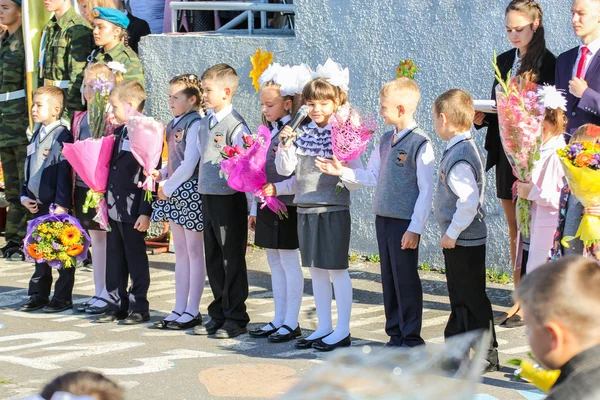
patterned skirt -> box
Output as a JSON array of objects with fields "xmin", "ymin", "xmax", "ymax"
[{"xmin": 151, "ymin": 179, "xmax": 204, "ymax": 232}]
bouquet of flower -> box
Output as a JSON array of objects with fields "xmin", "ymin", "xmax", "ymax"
[
  {"xmin": 330, "ymin": 105, "xmax": 376, "ymax": 193},
  {"xmin": 221, "ymin": 125, "xmax": 288, "ymax": 218},
  {"xmin": 556, "ymin": 131, "xmax": 600, "ymax": 247},
  {"xmin": 24, "ymin": 212, "xmax": 91, "ymax": 269},
  {"xmin": 88, "ymin": 74, "xmax": 114, "ymax": 139},
  {"xmin": 396, "ymin": 59, "xmax": 418, "ymax": 79},
  {"xmin": 508, "ymin": 353, "xmax": 560, "ymax": 393},
  {"xmin": 124, "ymin": 104, "xmax": 165, "ymax": 202},
  {"xmin": 493, "ymin": 53, "xmax": 546, "ymax": 238}
]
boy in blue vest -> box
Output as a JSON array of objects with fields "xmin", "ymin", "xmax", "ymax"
[
  {"xmin": 192, "ymin": 64, "xmax": 251, "ymax": 339},
  {"xmin": 317, "ymin": 78, "xmax": 434, "ymax": 347},
  {"xmin": 432, "ymin": 89, "xmax": 498, "ymax": 372}
]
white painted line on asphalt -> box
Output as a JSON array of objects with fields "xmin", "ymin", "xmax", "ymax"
[
  {"xmin": 422, "ymin": 316, "xmax": 451, "ymax": 328},
  {"xmin": 500, "ymin": 345, "xmax": 531, "ymax": 355},
  {"xmin": 110, "ymin": 323, "xmax": 154, "ymax": 332}
]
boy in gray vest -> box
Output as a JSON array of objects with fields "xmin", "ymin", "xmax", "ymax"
[
  {"xmin": 318, "ymin": 78, "xmax": 434, "ymax": 348},
  {"xmin": 19, "ymin": 86, "xmax": 74, "ymax": 313},
  {"xmin": 193, "ymin": 64, "xmax": 251, "ymax": 339},
  {"xmin": 432, "ymin": 89, "xmax": 498, "ymax": 372}
]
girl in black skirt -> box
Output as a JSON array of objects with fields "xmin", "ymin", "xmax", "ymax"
[
  {"xmin": 248, "ymin": 63, "xmax": 306, "ymax": 343},
  {"xmin": 473, "ymin": 0, "xmax": 555, "ymax": 326}
]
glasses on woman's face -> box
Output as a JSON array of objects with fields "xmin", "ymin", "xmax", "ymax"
[{"xmin": 505, "ymin": 23, "xmax": 533, "ymax": 34}]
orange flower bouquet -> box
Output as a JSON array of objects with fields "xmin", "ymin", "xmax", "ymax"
[{"xmin": 23, "ymin": 212, "xmax": 90, "ymax": 269}]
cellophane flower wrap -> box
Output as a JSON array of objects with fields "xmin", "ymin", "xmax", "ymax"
[
  {"xmin": 508, "ymin": 353, "xmax": 560, "ymax": 393},
  {"xmin": 24, "ymin": 212, "xmax": 91, "ymax": 269},
  {"xmin": 330, "ymin": 105, "xmax": 376, "ymax": 193},
  {"xmin": 88, "ymin": 74, "xmax": 114, "ymax": 139},
  {"xmin": 62, "ymin": 133, "xmax": 116, "ymax": 231},
  {"xmin": 556, "ymin": 136, "xmax": 600, "ymax": 247},
  {"xmin": 124, "ymin": 104, "xmax": 165, "ymax": 203},
  {"xmin": 220, "ymin": 125, "xmax": 288, "ymax": 219},
  {"xmin": 493, "ymin": 56, "xmax": 545, "ymax": 238}
]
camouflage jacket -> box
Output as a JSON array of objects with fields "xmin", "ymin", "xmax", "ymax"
[
  {"xmin": 41, "ymin": 7, "xmax": 93, "ymax": 117},
  {"xmin": 0, "ymin": 26, "xmax": 28, "ymax": 147},
  {"xmin": 91, "ymin": 42, "xmax": 146, "ymax": 88}
]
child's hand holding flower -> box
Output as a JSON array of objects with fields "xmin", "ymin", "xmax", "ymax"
[
  {"xmin": 585, "ymin": 204, "xmax": 600, "ymax": 217},
  {"xmin": 149, "ymin": 169, "xmax": 162, "ymax": 181},
  {"xmin": 315, "ymin": 155, "xmax": 344, "ymax": 177},
  {"xmin": 262, "ymin": 183, "xmax": 277, "ymax": 197},
  {"xmin": 53, "ymin": 206, "xmax": 68, "ymax": 215},
  {"xmin": 516, "ymin": 181, "xmax": 534, "ymax": 199}
]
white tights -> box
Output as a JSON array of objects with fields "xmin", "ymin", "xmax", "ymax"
[
  {"xmin": 88, "ymin": 230, "xmax": 108, "ymax": 308},
  {"xmin": 166, "ymin": 222, "xmax": 207, "ymax": 323},
  {"xmin": 305, "ymin": 267, "xmax": 353, "ymax": 344}
]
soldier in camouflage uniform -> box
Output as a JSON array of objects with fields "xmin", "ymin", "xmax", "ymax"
[
  {"xmin": 0, "ymin": 0, "xmax": 30, "ymax": 260},
  {"xmin": 41, "ymin": 0, "xmax": 93, "ymax": 122},
  {"xmin": 89, "ymin": 7, "xmax": 145, "ymax": 88}
]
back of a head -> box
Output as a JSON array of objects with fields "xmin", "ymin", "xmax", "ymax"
[
  {"xmin": 570, "ymin": 123, "xmax": 600, "ymax": 144},
  {"xmin": 110, "ymin": 80, "xmax": 146, "ymax": 111},
  {"xmin": 35, "ymin": 86, "xmax": 66, "ymax": 116},
  {"xmin": 515, "ymin": 256, "xmax": 600, "ymax": 342},
  {"xmin": 434, "ymin": 89, "xmax": 475, "ymax": 132},
  {"xmin": 86, "ymin": 63, "xmax": 123, "ymax": 85},
  {"xmin": 379, "ymin": 77, "xmax": 421, "ymax": 110},
  {"xmin": 41, "ymin": 370, "xmax": 124, "ymax": 400},
  {"xmin": 201, "ymin": 63, "xmax": 239, "ymax": 96}
]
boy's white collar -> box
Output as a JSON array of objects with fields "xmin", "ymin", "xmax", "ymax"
[
  {"xmin": 445, "ymin": 131, "xmax": 472, "ymax": 150},
  {"xmin": 209, "ymin": 104, "xmax": 233, "ymax": 123}
]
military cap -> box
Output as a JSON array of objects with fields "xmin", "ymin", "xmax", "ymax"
[
  {"xmin": 11, "ymin": 0, "xmax": 22, "ymax": 5},
  {"xmin": 92, "ymin": 7, "xmax": 130, "ymax": 29}
]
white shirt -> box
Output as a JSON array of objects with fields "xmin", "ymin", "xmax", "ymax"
[
  {"xmin": 159, "ymin": 116, "xmax": 201, "ymax": 198},
  {"xmin": 573, "ymin": 37, "xmax": 600, "ymax": 78},
  {"xmin": 207, "ymin": 104, "xmax": 251, "ymax": 148},
  {"xmin": 338, "ymin": 122, "xmax": 435, "ymax": 234},
  {"xmin": 444, "ymin": 132, "xmax": 481, "ymax": 240}
]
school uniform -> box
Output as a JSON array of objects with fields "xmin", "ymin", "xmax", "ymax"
[
  {"xmin": 340, "ymin": 122, "xmax": 434, "ymax": 347},
  {"xmin": 433, "ymin": 132, "xmax": 498, "ymax": 357},
  {"xmin": 20, "ymin": 121, "xmax": 74, "ymax": 309},
  {"xmin": 105, "ymin": 125, "xmax": 155, "ymax": 314},
  {"xmin": 197, "ymin": 105, "xmax": 251, "ymax": 330}
]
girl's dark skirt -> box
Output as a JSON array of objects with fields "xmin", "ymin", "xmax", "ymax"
[
  {"xmin": 297, "ymin": 209, "xmax": 350, "ymax": 270},
  {"xmin": 255, "ymin": 204, "xmax": 299, "ymax": 250}
]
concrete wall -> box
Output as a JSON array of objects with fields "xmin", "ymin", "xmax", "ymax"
[{"xmin": 138, "ymin": 0, "xmax": 575, "ymax": 272}]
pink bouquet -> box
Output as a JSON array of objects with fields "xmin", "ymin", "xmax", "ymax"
[
  {"xmin": 221, "ymin": 125, "xmax": 288, "ymax": 219},
  {"xmin": 124, "ymin": 104, "xmax": 165, "ymax": 202},
  {"xmin": 331, "ymin": 105, "xmax": 376, "ymax": 193},
  {"xmin": 493, "ymin": 54, "xmax": 545, "ymax": 238},
  {"xmin": 63, "ymin": 135, "xmax": 116, "ymax": 230}
]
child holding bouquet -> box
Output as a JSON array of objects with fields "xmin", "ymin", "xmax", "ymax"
[
  {"xmin": 150, "ymin": 74, "xmax": 206, "ymax": 330},
  {"xmin": 19, "ymin": 86, "xmax": 74, "ymax": 313},
  {"xmin": 96, "ymin": 80, "xmax": 156, "ymax": 325},
  {"xmin": 277, "ymin": 59, "xmax": 363, "ymax": 352},
  {"xmin": 73, "ymin": 62, "xmax": 121, "ymax": 315},
  {"xmin": 514, "ymin": 87, "xmax": 567, "ymax": 277},
  {"xmin": 247, "ymin": 63, "xmax": 307, "ymax": 342}
]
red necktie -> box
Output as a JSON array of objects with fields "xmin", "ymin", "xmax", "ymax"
[{"xmin": 576, "ymin": 46, "xmax": 590, "ymax": 79}]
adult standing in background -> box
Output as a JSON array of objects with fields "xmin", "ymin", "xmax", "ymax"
[
  {"xmin": 0, "ymin": 0, "xmax": 30, "ymax": 261},
  {"xmin": 112, "ymin": 0, "xmax": 150, "ymax": 54},
  {"xmin": 41, "ymin": 0, "xmax": 93, "ymax": 122},
  {"xmin": 473, "ymin": 0, "xmax": 555, "ymax": 328},
  {"xmin": 77, "ymin": 0, "xmax": 115, "ymax": 24},
  {"xmin": 556, "ymin": 0, "xmax": 600, "ymax": 135}
]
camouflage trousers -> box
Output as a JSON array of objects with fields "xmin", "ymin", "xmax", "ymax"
[{"xmin": 0, "ymin": 145, "xmax": 30, "ymax": 245}]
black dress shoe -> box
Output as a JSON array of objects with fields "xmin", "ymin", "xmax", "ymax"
[
  {"xmin": 493, "ymin": 311, "xmax": 510, "ymax": 326},
  {"xmin": 312, "ymin": 334, "xmax": 352, "ymax": 352},
  {"xmin": 167, "ymin": 312, "xmax": 203, "ymax": 330},
  {"xmin": 76, "ymin": 296, "xmax": 99, "ymax": 312},
  {"xmin": 0, "ymin": 241, "xmax": 20, "ymax": 257},
  {"xmin": 20, "ymin": 296, "xmax": 50, "ymax": 312},
  {"xmin": 248, "ymin": 322, "xmax": 278, "ymax": 338},
  {"xmin": 96, "ymin": 310, "xmax": 128, "ymax": 323},
  {"xmin": 504, "ymin": 314, "xmax": 524, "ymax": 328},
  {"xmin": 7, "ymin": 249, "xmax": 25, "ymax": 261},
  {"xmin": 295, "ymin": 332, "xmax": 333, "ymax": 349},
  {"xmin": 193, "ymin": 319, "xmax": 223, "ymax": 335},
  {"xmin": 154, "ymin": 311, "xmax": 181, "ymax": 329},
  {"xmin": 43, "ymin": 299, "xmax": 73, "ymax": 313},
  {"xmin": 214, "ymin": 322, "xmax": 248, "ymax": 339},
  {"xmin": 85, "ymin": 303, "xmax": 109, "ymax": 315},
  {"xmin": 268, "ymin": 324, "xmax": 302, "ymax": 343},
  {"xmin": 123, "ymin": 311, "xmax": 150, "ymax": 325}
]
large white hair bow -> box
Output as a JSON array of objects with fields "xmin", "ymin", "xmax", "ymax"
[
  {"xmin": 537, "ymin": 85, "xmax": 567, "ymax": 111},
  {"xmin": 312, "ymin": 58, "xmax": 349, "ymax": 92},
  {"xmin": 259, "ymin": 63, "xmax": 314, "ymax": 97},
  {"xmin": 258, "ymin": 62, "xmax": 283, "ymax": 88}
]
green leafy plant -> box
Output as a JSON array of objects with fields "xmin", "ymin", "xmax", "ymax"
[
  {"xmin": 366, "ymin": 254, "xmax": 380, "ymax": 263},
  {"xmin": 486, "ymin": 268, "xmax": 513, "ymax": 284},
  {"xmin": 349, "ymin": 252, "xmax": 360, "ymax": 262},
  {"xmin": 420, "ymin": 263, "xmax": 432, "ymax": 272}
]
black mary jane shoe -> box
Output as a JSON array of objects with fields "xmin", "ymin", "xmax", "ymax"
[
  {"xmin": 153, "ymin": 311, "xmax": 181, "ymax": 329},
  {"xmin": 248, "ymin": 322, "xmax": 279, "ymax": 338},
  {"xmin": 312, "ymin": 334, "xmax": 352, "ymax": 352},
  {"xmin": 76, "ymin": 296, "xmax": 99, "ymax": 312},
  {"xmin": 166, "ymin": 312, "xmax": 203, "ymax": 330},
  {"xmin": 294, "ymin": 332, "xmax": 333, "ymax": 349},
  {"xmin": 268, "ymin": 324, "xmax": 302, "ymax": 343}
]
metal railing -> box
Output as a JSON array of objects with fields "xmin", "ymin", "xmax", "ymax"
[{"xmin": 169, "ymin": 1, "xmax": 295, "ymax": 35}]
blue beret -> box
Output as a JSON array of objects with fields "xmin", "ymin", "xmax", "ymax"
[
  {"xmin": 92, "ymin": 7, "xmax": 130, "ymax": 29},
  {"xmin": 12, "ymin": 0, "xmax": 22, "ymax": 5}
]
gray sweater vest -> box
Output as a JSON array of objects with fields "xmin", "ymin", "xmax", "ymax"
[
  {"xmin": 167, "ymin": 111, "xmax": 202, "ymax": 179},
  {"xmin": 434, "ymin": 138, "xmax": 487, "ymax": 247},
  {"xmin": 373, "ymin": 127, "xmax": 430, "ymax": 220},
  {"xmin": 27, "ymin": 123, "xmax": 68, "ymax": 200},
  {"xmin": 266, "ymin": 130, "xmax": 294, "ymax": 206},
  {"xmin": 197, "ymin": 109, "xmax": 247, "ymax": 195}
]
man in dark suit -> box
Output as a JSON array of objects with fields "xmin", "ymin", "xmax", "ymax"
[
  {"xmin": 113, "ymin": 0, "xmax": 150, "ymax": 53},
  {"xmin": 556, "ymin": 0, "xmax": 600, "ymax": 136}
]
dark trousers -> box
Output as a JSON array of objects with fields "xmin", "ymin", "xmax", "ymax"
[
  {"xmin": 376, "ymin": 216, "xmax": 424, "ymax": 347},
  {"xmin": 106, "ymin": 218, "xmax": 150, "ymax": 313},
  {"xmin": 202, "ymin": 192, "xmax": 249, "ymax": 327},
  {"xmin": 443, "ymin": 244, "xmax": 498, "ymax": 349},
  {"xmin": 28, "ymin": 204, "xmax": 75, "ymax": 301}
]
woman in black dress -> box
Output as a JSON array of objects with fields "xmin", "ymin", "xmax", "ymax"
[{"xmin": 474, "ymin": 0, "xmax": 556, "ymax": 327}]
